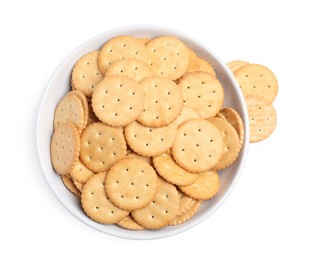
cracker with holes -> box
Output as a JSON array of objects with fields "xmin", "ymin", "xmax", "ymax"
[
  {"xmin": 246, "ymin": 95, "xmax": 277, "ymax": 142},
  {"xmin": 124, "ymin": 121, "xmax": 177, "ymax": 157},
  {"xmin": 146, "ymin": 36, "xmax": 190, "ymax": 80},
  {"xmin": 69, "ymin": 160, "xmax": 94, "ymax": 184},
  {"xmin": 170, "ymin": 199, "xmax": 201, "ymax": 226},
  {"xmin": 172, "ymin": 119, "xmax": 224, "ymax": 173},
  {"xmin": 98, "ymin": 36, "xmax": 149, "ymax": 74},
  {"xmin": 105, "ymin": 59, "xmax": 153, "ymax": 82},
  {"xmin": 131, "ymin": 177, "xmax": 179, "ymax": 229},
  {"xmin": 137, "ymin": 76, "xmax": 183, "ymax": 127},
  {"xmin": 234, "ymin": 64, "xmax": 278, "ymax": 103},
  {"xmin": 227, "ymin": 60, "xmax": 249, "ymax": 73},
  {"xmin": 92, "ymin": 75, "xmax": 144, "ymax": 127},
  {"xmin": 53, "ymin": 91, "xmax": 85, "ymax": 130},
  {"xmin": 220, "ymin": 107, "xmax": 245, "ymax": 148},
  {"xmin": 80, "ymin": 122, "xmax": 126, "ymax": 172},
  {"xmin": 71, "ymin": 51, "xmax": 103, "ymax": 97},
  {"xmin": 105, "ymin": 158, "xmax": 159, "ymax": 211},
  {"xmin": 187, "ymin": 49, "xmax": 216, "ymax": 76},
  {"xmin": 178, "ymin": 72, "xmax": 224, "ymax": 118},
  {"xmin": 153, "ymin": 153, "xmax": 198, "ymax": 186},
  {"xmin": 208, "ymin": 118, "xmax": 241, "ymax": 170},
  {"xmin": 117, "ymin": 215, "xmax": 144, "ymax": 231},
  {"xmin": 179, "ymin": 170, "xmax": 220, "ymax": 200},
  {"xmin": 51, "ymin": 122, "xmax": 80, "ymax": 175},
  {"xmin": 81, "ymin": 172, "xmax": 129, "ymax": 224}
]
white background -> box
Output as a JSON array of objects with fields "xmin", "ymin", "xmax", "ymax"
[{"xmin": 1, "ymin": 0, "xmax": 308, "ymax": 259}]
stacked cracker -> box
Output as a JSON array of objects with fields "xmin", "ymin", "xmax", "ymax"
[
  {"xmin": 51, "ymin": 36, "xmax": 245, "ymax": 230},
  {"xmin": 227, "ymin": 61, "xmax": 278, "ymax": 142}
]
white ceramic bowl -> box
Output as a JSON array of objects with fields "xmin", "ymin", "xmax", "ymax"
[{"xmin": 36, "ymin": 25, "xmax": 249, "ymax": 240}]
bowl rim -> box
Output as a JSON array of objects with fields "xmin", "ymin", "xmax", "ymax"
[{"xmin": 36, "ymin": 24, "xmax": 250, "ymax": 240}]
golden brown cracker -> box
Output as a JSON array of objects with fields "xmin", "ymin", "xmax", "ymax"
[
  {"xmin": 117, "ymin": 215, "xmax": 144, "ymax": 231},
  {"xmin": 179, "ymin": 171, "xmax": 220, "ymax": 200},
  {"xmin": 71, "ymin": 51, "xmax": 103, "ymax": 97},
  {"xmin": 178, "ymin": 72, "xmax": 224, "ymax": 118},
  {"xmin": 92, "ymin": 75, "xmax": 144, "ymax": 127},
  {"xmin": 61, "ymin": 175, "xmax": 81, "ymax": 198},
  {"xmin": 137, "ymin": 76, "xmax": 183, "ymax": 127},
  {"xmin": 175, "ymin": 106, "xmax": 201, "ymax": 127},
  {"xmin": 227, "ymin": 60, "xmax": 249, "ymax": 73},
  {"xmin": 81, "ymin": 172, "xmax": 129, "ymax": 224},
  {"xmin": 172, "ymin": 119, "xmax": 224, "ymax": 173},
  {"xmin": 169, "ymin": 200, "xmax": 201, "ymax": 226},
  {"xmin": 51, "ymin": 122, "xmax": 80, "ymax": 175},
  {"xmin": 69, "ymin": 160, "xmax": 94, "ymax": 184},
  {"xmin": 146, "ymin": 36, "xmax": 189, "ymax": 80},
  {"xmin": 131, "ymin": 178, "xmax": 179, "ymax": 229},
  {"xmin": 234, "ymin": 64, "xmax": 278, "ymax": 103},
  {"xmin": 80, "ymin": 122, "xmax": 126, "ymax": 173},
  {"xmin": 105, "ymin": 158, "xmax": 159, "ymax": 211}
]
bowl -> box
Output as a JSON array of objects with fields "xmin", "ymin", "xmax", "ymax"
[{"xmin": 36, "ymin": 25, "xmax": 249, "ymax": 240}]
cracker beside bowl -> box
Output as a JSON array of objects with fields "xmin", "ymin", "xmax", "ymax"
[{"xmin": 36, "ymin": 25, "xmax": 249, "ymax": 240}]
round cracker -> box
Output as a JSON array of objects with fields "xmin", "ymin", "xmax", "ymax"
[
  {"xmin": 61, "ymin": 175, "xmax": 81, "ymax": 198},
  {"xmin": 187, "ymin": 49, "xmax": 216, "ymax": 76},
  {"xmin": 92, "ymin": 75, "xmax": 144, "ymax": 127},
  {"xmin": 105, "ymin": 59, "xmax": 153, "ymax": 82},
  {"xmin": 98, "ymin": 36, "xmax": 149, "ymax": 74},
  {"xmin": 69, "ymin": 90, "xmax": 89, "ymax": 130},
  {"xmin": 131, "ymin": 177, "xmax": 179, "ymax": 229},
  {"xmin": 105, "ymin": 158, "xmax": 159, "ymax": 211},
  {"xmin": 178, "ymin": 72, "xmax": 224, "ymax": 118},
  {"xmin": 227, "ymin": 60, "xmax": 249, "ymax": 74},
  {"xmin": 53, "ymin": 93, "xmax": 85, "ymax": 130},
  {"xmin": 117, "ymin": 215, "xmax": 144, "ymax": 231},
  {"xmin": 146, "ymin": 36, "xmax": 189, "ymax": 80},
  {"xmin": 175, "ymin": 191, "xmax": 196, "ymax": 217},
  {"xmin": 80, "ymin": 122, "xmax": 126, "ymax": 173},
  {"xmin": 208, "ymin": 118, "xmax": 241, "ymax": 170},
  {"xmin": 179, "ymin": 170, "xmax": 220, "ymax": 200},
  {"xmin": 172, "ymin": 119, "xmax": 224, "ymax": 173},
  {"xmin": 126, "ymin": 152, "xmax": 152, "ymax": 165},
  {"xmin": 234, "ymin": 64, "xmax": 278, "ymax": 103},
  {"xmin": 175, "ymin": 106, "xmax": 201, "ymax": 127},
  {"xmin": 153, "ymin": 153, "xmax": 198, "ymax": 186},
  {"xmin": 69, "ymin": 160, "xmax": 94, "ymax": 184},
  {"xmin": 51, "ymin": 122, "xmax": 80, "ymax": 175},
  {"xmin": 137, "ymin": 76, "xmax": 183, "ymax": 127},
  {"xmin": 73, "ymin": 179, "xmax": 83, "ymax": 192},
  {"xmin": 220, "ymin": 107, "xmax": 245, "ymax": 148},
  {"xmin": 71, "ymin": 51, "xmax": 103, "ymax": 97},
  {"xmin": 169, "ymin": 200, "xmax": 201, "ymax": 226},
  {"xmin": 124, "ymin": 121, "xmax": 177, "ymax": 157},
  {"xmin": 81, "ymin": 172, "xmax": 129, "ymax": 224},
  {"xmin": 245, "ymin": 95, "xmax": 277, "ymax": 142}
]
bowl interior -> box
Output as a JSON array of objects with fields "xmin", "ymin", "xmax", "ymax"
[{"xmin": 36, "ymin": 25, "xmax": 249, "ymax": 240}]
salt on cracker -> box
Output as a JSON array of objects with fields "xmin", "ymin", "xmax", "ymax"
[
  {"xmin": 178, "ymin": 72, "xmax": 224, "ymax": 118},
  {"xmin": 92, "ymin": 75, "xmax": 144, "ymax": 127},
  {"xmin": 105, "ymin": 59, "xmax": 153, "ymax": 82},
  {"xmin": 179, "ymin": 170, "xmax": 220, "ymax": 200},
  {"xmin": 131, "ymin": 177, "xmax": 179, "ymax": 229},
  {"xmin": 53, "ymin": 92, "xmax": 85, "ymax": 130},
  {"xmin": 153, "ymin": 153, "xmax": 198, "ymax": 186},
  {"xmin": 124, "ymin": 121, "xmax": 177, "ymax": 157},
  {"xmin": 81, "ymin": 172, "xmax": 129, "ymax": 224},
  {"xmin": 80, "ymin": 122, "xmax": 126, "ymax": 173},
  {"xmin": 234, "ymin": 64, "xmax": 278, "ymax": 103},
  {"xmin": 105, "ymin": 158, "xmax": 159, "ymax": 211},
  {"xmin": 245, "ymin": 95, "xmax": 277, "ymax": 143},
  {"xmin": 51, "ymin": 122, "xmax": 80, "ymax": 175},
  {"xmin": 98, "ymin": 36, "xmax": 149, "ymax": 74},
  {"xmin": 172, "ymin": 119, "xmax": 224, "ymax": 173},
  {"xmin": 146, "ymin": 36, "xmax": 190, "ymax": 80},
  {"xmin": 137, "ymin": 76, "xmax": 183, "ymax": 127},
  {"xmin": 208, "ymin": 118, "xmax": 241, "ymax": 170},
  {"xmin": 71, "ymin": 51, "xmax": 103, "ymax": 97}
]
